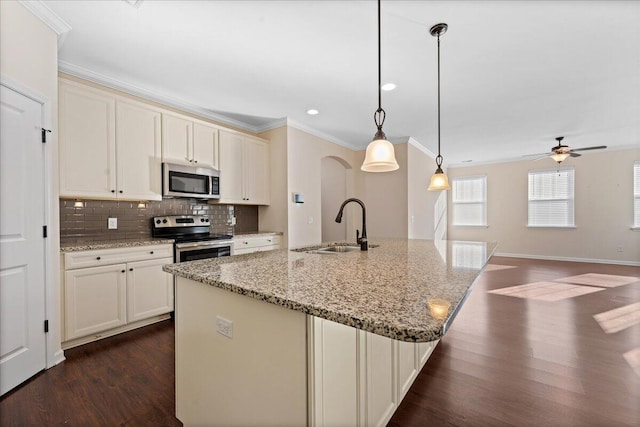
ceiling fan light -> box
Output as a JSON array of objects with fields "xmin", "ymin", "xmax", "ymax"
[
  {"xmin": 551, "ymin": 152, "xmax": 570, "ymax": 163},
  {"xmin": 428, "ymin": 167, "xmax": 450, "ymax": 191},
  {"xmin": 361, "ymin": 135, "xmax": 399, "ymax": 172}
]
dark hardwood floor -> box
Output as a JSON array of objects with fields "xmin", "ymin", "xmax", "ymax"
[{"xmin": 2, "ymin": 257, "xmax": 639, "ymax": 426}]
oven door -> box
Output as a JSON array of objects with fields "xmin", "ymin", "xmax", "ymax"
[{"xmin": 175, "ymin": 241, "xmax": 233, "ymax": 263}]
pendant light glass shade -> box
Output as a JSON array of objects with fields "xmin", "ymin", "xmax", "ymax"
[
  {"xmin": 428, "ymin": 167, "xmax": 450, "ymax": 191},
  {"xmin": 362, "ymin": 131, "xmax": 399, "ymax": 172},
  {"xmin": 361, "ymin": 0, "xmax": 398, "ymax": 173}
]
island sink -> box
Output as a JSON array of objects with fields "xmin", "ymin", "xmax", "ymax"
[{"xmin": 313, "ymin": 245, "xmax": 361, "ymax": 254}]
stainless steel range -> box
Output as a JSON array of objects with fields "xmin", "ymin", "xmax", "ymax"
[{"xmin": 152, "ymin": 215, "xmax": 233, "ymax": 262}]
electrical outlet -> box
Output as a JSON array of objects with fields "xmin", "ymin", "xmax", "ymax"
[
  {"xmin": 108, "ymin": 217, "xmax": 118, "ymax": 229},
  {"xmin": 229, "ymin": 216, "xmax": 237, "ymax": 226},
  {"xmin": 216, "ymin": 316, "xmax": 233, "ymax": 338}
]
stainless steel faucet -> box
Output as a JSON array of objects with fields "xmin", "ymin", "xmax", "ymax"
[{"xmin": 335, "ymin": 198, "xmax": 368, "ymax": 251}]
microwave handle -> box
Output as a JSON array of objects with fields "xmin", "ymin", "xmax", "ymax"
[{"xmin": 209, "ymin": 175, "xmax": 213, "ymax": 196}]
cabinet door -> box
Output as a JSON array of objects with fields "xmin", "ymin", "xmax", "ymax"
[
  {"xmin": 59, "ymin": 80, "xmax": 116, "ymax": 198},
  {"xmin": 116, "ymin": 101, "xmax": 162, "ymax": 200},
  {"xmin": 162, "ymin": 113, "xmax": 193, "ymax": 164},
  {"xmin": 310, "ymin": 318, "xmax": 359, "ymax": 427},
  {"xmin": 396, "ymin": 341, "xmax": 419, "ymax": 401},
  {"xmin": 126, "ymin": 257, "xmax": 174, "ymax": 322},
  {"xmin": 219, "ymin": 130, "xmax": 245, "ymax": 203},
  {"xmin": 65, "ymin": 264, "xmax": 127, "ymax": 340},
  {"xmin": 364, "ymin": 331, "xmax": 397, "ymax": 427},
  {"xmin": 193, "ymin": 122, "xmax": 219, "ymax": 169},
  {"xmin": 243, "ymin": 137, "xmax": 270, "ymax": 205}
]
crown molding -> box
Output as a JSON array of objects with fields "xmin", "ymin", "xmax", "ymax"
[
  {"xmin": 18, "ymin": 1, "xmax": 71, "ymax": 49},
  {"xmin": 403, "ymin": 136, "xmax": 437, "ymax": 159},
  {"xmin": 58, "ymin": 61, "xmax": 260, "ymax": 133},
  {"xmin": 258, "ymin": 118, "xmax": 361, "ymax": 151}
]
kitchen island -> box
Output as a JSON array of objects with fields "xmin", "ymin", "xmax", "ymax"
[{"xmin": 164, "ymin": 239, "xmax": 496, "ymax": 426}]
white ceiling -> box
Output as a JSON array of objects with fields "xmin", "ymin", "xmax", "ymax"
[{"xmin": 45, "ymin": 0, "xmax": 640, "ymax": 165}]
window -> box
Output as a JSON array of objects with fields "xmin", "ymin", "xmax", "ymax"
[
  {"xmin": 451, "ymin": 242, "xmax": 486, "ymax": 269},
  {"xmin": 528, "ymin": 168, "xmax": 574, "ymax": 227},
  {"xmin": 452, "ymin": 176, "xmax": 487, "ymax": 226},
  {"xmin": 634, "ymin": 161, "xmax": 640, "ymax": 228}
]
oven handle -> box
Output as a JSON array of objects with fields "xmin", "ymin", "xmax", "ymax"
[{"xmin": 175, "ymin": 240, "xmax": 233, "ymax": 250}]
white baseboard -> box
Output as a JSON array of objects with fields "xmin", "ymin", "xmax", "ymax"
[
  {"xmin": 495, "ymin": 252, "xmax": 640, "ymax": 267},
  {"xmin": 52, "ymin": 349, "xmax": 66, "ymax": 366}
]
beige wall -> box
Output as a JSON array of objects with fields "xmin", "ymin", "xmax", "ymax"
[
  {"xmin": 258, "ymin": 126, "xmax": 289, "ymax": 245},
  {"xmin": 407, "ymin": 143, "xmax": 442, "ymax": 240},
  {"xmin": 286, "ymin": 127, "xmax": 358, "ymax": 248},
  {"xmin": 321, "ymin": 157, "xmax": 348, "ymax": 242},
  {"xmin": 1, "ymin": 0, "xmax": 63, "ymax": 364},
  {"xmin": 447, "ymin": 148, "xmax": 640, "ymax": 264}
]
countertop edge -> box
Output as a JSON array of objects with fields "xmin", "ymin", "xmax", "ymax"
[
  {"xmin": 61, "ymin": 239, "xmax": 175, "ymax": 252},
  {"xmin": 164, "ymin": 263, "xmax": 445, "ymax": 342}
]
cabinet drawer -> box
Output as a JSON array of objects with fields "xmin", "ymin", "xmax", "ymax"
[
  {"xmin": 64, "ymin": 244, "xmax": 173, "ymax": 270},
  {"xmin": 233, "ymin": 235, "xmax": 280, "ymax": 250}
]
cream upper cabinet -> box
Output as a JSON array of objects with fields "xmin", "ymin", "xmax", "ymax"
[
  {"xmin": 116, "ymin": 100, "xmax": 162, "ymax": 200},
  {"xmin": 59, "ymin": 80, "xmax": 117, "ymax": 199},
  {"xmin": 162, "ymin": 112, "xmax": 219, "ymax": 169},
  {"xmin": 59, "ymin": 79, "xmax": 162, "ymax": 201},
  {"xmin": 193, "ymin": 122, "xmax": 219, "ymax": 169},
  {"xmin": 219, "ymin": 130, "xmax": 270, "ymax": 205}
]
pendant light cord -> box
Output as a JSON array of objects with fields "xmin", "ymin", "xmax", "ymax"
[
  {"xmin": 436, "ymin": 32, "xmax": 443, "ymax": 168},
  {"xmin": 374, "ymin": 0, "xmax": 385, "ymax": 133}
]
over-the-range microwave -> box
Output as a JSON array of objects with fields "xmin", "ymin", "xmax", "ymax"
[{"xmin": 162, "ymin": 162, "xmax": 220, "ymax": 200}]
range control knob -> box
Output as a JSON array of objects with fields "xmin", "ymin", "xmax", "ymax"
[
  {"xmin": 162, "ymin": 219, "xmax": 168, "ymax": 224},
  {"xmin": 155, "ymin": 219, "xmax": 161, "ymax": 224},
  {"xmin": 200, "ymin": 218, "xmax": 205, "ymax": 222},
  {"xmin": 205, "ymin": 218, "xmax": 209, "ymax": 222}
]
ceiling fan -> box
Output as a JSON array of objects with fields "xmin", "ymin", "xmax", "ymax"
[{"xmin": 526, "ymin": 136, "xmax": 607, "ymax": 164}]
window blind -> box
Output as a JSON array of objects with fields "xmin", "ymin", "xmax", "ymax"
[
  {"xmin": 452, "ymin": 176, "xmax": 487, "ymax": 226},
  {"xmin": 634, "ymin": 161, "xmax": 640, "ymax": 227},
  {"xmin": 451, "ymin": 242, "xmax": 486, "ymax": 269},
  {"xmin": 528, "ymin": 168, "xmax": 574, "ymax": 227}
]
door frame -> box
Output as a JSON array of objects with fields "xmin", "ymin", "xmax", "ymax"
[{"xmin": 1, "ymin": 74, "xmax": 65, "ymax": 368}]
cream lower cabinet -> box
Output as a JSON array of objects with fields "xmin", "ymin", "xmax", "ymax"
[
  {"xmin": 233, "ymin": 235, "xmax": 281, "ymax": 255},
  {"xmin": 62, "ymin": 245, "xmax": 174, "ymax": 348},
  {"xmin": 309, "ymin": 317, "xmax": 438, "ymax": 427}
]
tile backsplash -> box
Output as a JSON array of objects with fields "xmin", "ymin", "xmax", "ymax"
[{"xmin": 60, "ymin": 199, "xmax": 258, "ymax": 244}]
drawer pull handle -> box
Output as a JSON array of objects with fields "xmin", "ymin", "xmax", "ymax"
[
  {"xmin": 150, "ymin": 251, "xmax": 154, "ymax": 254},
  {"xmin": 129, "ymin": 268, "xmax": 134, "ymax": 271},
  {"xmin": 267, "ymin": 239, "xmax": 272, "ymax": 242},
  {"xmin": 96, "ymin": 256, "xmax": 101, "ymax": 260},
  {"xmin": 121, "ymin": 270, "xmax": 125, "ymax": 273}
]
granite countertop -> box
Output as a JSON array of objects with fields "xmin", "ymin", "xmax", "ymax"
[
  {"xmin": 60, "ymin": 238, "xmax": 175, "ymax": 252},
  {"xmin": 163, "ymin": 239, "xmax": 497, "ymax": 342}
]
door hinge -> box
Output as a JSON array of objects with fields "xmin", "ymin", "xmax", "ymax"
[
  {"xmin": 44, "ymin": 320, "xmax": 49, "ymax": 333},
  {"xmin": 41, "ymin": 128, "xmax": 51, "ymax": 143},
  {"xmin": 43, "ymin": 225, "xmax": 48, "ymax": 238}
]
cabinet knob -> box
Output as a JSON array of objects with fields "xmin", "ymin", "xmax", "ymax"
[
  {"xmin": 111, "ymin": 190, "xmax": 115, "ymax": 193},
  {"xmin": 150, "ymin": 251, "xmax": 154, "ymax": 254},
  {"xmin": 129, "ymin": 268, "xmax": 133, "ymax": 271},
  {"xmin": 267, "ymin": 239, "xmax": 272, "ymax": 243},
  {"xmin": 194, "ymin": 160, "xmax": 198, "ymax": 163},
  {"xmin": 119, "ymin": 190, "xmax": 123, "ymax": 194},
  {"xmin": 121, "ymin": 270, "xmax": 125, "ymax": 273},
  {"xmin": 96, "ymin": 256, "xmax": 101, "ymax": 260},
  {"xmin": 243, "ymin": 241, "xmax": 248, "ymax": 245}
]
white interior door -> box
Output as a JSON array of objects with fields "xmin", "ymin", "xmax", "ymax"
[{"xmin": 0, "ymin": 85, "xmax": 47, "ymax": 396}]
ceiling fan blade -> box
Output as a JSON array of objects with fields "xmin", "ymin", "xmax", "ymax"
[
  {"xmin": 533, "ymin": 155, "xmax": 550, "ymax": 161},
  {"xmin": 570, "ymin": 145, "xmax": 607, "ymax": 152},
  {"xmin": 523, "ymin": 152, "xmax": 550, "ymax": 158},
  {"xmin": 569, "ymin": 152, "xmax": 582, "ymax": 157}
]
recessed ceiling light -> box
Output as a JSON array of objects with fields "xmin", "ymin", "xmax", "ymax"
[
  {"xmin": 306, "ymin": 109, "xmax": 319, "ymax": 115},
  {"xmin": 381, "ymin": 83, "xmax": 396, "ymax": 91}
]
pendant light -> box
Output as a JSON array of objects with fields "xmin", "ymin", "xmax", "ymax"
[
  {"xmin": 361, "ymin": 0, "xmax": 399, "ymax": 173},
  {"xmin": 428, "ymin": 23, "xmax": 451, "ymax": 191}
]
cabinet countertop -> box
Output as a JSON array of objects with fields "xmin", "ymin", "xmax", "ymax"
[
  {"xmin": 163, "ymin": 239, "xmax": 497, "ymax": 342},
  {"xmin": 232, "ymin": 231, "xmax": 282, "ymax": 239},
  {"xmin": 60, "ymin": 238, "xmax": 175, "ymax": 253}
]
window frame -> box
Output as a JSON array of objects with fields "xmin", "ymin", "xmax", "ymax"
[
  {"xmin": 527, "ymin": 167, "xmax": 575, "ymax": 228},
  {"xmin": 451, "ymin": 175, "xmax": 488, "ymax": 227},
  {"xmin": 633, "ymin": 161, "xmax": 640, "ymax": 230}
]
